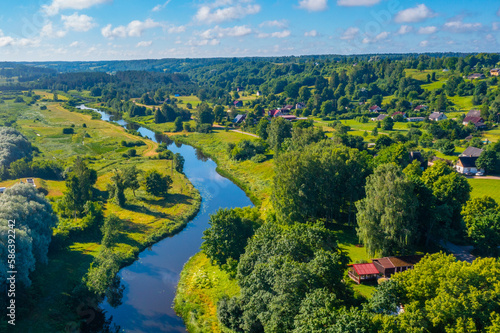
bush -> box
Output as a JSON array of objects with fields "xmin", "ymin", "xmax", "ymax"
[
  {"xmin": 228, "ymin": 139, "xmax": 267, "ymax": 161},
  {"xmin": 62, "ymin": 128, "xmax": 74, "ymax": 134},
  {"xmin": 127, "ymin": 149, "xmax": 137, "ymax": 157},
  {"xmin": 40, "ymin": 105, "xmax": 47, "ymax": 110},
  {"xmin": 183, "ymin": 123, "xmax": 192, "ymax": 132},
  {"xmin": 251, "ymin": 154, "xmax": 267, "ymax": 163}
]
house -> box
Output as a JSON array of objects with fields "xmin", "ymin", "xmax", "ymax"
[
  {"xmin": 256, "ymin": 91, "xmax": 262, "ymax": 96},
  {"xmin": 278, "ymin": 115, "xmax": 297, "ymax": 121},
  {"xmin": 414, "ymin": 105, "xmax": 428, "ymax": 112},
  {"xmin": 456, "ymin": 156, "xmax": 484, "ymax": 175},
  {"xmin": 372, "ymin": 255, "xmax": 423, "ymax": 278},
  {"xmin": 282, "ymin": 105, "xmax": 294, "ymax": 114},
  {"xmin": 392, "ymin": 111, "xmax": 407, "ymax": 119},
  {"xmin": 407, "ymin": 117, "xmax": 425, "ymax": 122},
  {"xmin": 491, "ymin": 68, "xmax": 500, "ymax": 77},
  {"xmin": 468, "ymin": 73, "xmax": 485, "ymax": 80},
  {"xmin": 461, "ymin": 146, "xmax": 483, "ymax": 158},
  {"xmin": 369, "ymin": 105, "xmax": 382, "ymax": 112},
  {"xmin": 233, "ymin": 100, "xmax": 243, "ymax": 107},
  {"xmin": 429, "ymin": 112, "xmax": 447, "ymax": 121},
  {"xmin": 463, "ymin": 116, "xmax": 486, "ymax": 129},
  {"xmin": 409, "ymin": 151, "xmax": 427, "ymax": 169},
  {"xmin": 268, "ymin": 109, "xmax": 282, "ymax": 117},
  {"xmin": 26, "ymin": 178, "xmax": 36, "ymax": 187},
  {"xmin": 295, "ymin": 102, "xmax": 306, "ymax": 109},
  {"xmin": 372, "ymin": 114, "xmax": 388, "ymax": 121},
  {"xmin": 233, "ymin": 114, "xmax": 246, "ymax": 124},
  {"xmin": 348, "ymin": 263, "xmax": 380, "ymax": 284}
]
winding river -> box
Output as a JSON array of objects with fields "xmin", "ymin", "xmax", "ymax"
[{"xmin": 79, "ymin": 105, "xmax": 253, "ymax": 332}]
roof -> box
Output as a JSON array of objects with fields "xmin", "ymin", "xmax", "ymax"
[
  {"xmin": 463, "ymin": 116, "xmax": 484, "ymax": 125},
  {"xmin": 467, "ymin": 110, "xmax": 481, "ymax": 118},
  {"xmin": 352, "ymin": 263, "xmax": 379, "ymax": 276},
  {"xmin": 388, "ymin": 255, "xmax": 423, "ymax": 268},
  {"xmin": 393, "ymin": 111, "xmax": 406, "ymax": 116},
  {"xmin": 414, "ymin": 105, "xmax": 427, "ymax": 110},
  {"xmin": 279, "ymin": 115, "xmax": 297, "ymax": 120},
  {"xmin": 369, "ymin": 105, "xmax": 380, "ymax": 110},
  {"xmin": 462, "ymin": 146, "xmax": 483, "ymax": 157},
  {"xmin": 373, "ymin": 257, "xmax": 395, "ymax": 269},
  {"xmin": 458, "ymin": 156, "xmax": 478, "ymax": 168},
  {"xmin": 468, "ymin": 73, "xmax": 485, "ymax": 79},
  {"xmin": 429, "ymin": 112, "xmax": 446, "ymax": 120},
  {"xmin": 233, "ymin": 114, "xmax": 246, "ymax": 123},
  {"xmin": 376, "ymin": 114, "xmax": 388, "ymax": 121}
]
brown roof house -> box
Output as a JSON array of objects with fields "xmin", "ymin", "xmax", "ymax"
[
  {"xmin": 463, "ymin": 116, "xmax": 486, "ymax": 129},
  {"xmin": 491, "ymin": 68, "xmax": 500, "ymax": 77},
  {"xmin": 372, "ymin": 255, "xmax": 423, "ymax": 278},
  {"xmin": 468, "ymin": 73, "xmax": 485, "ymax": 80},
  {"xmin": 429, "ymin": 112, "xmax": 447, "ymax": 121}
]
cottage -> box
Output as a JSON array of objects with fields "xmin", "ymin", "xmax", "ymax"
[
  {"xmin": 491, "ymin": 68, "xmax": 500, "ymax": 77},
  {"xmin": 268, "ymin": 109, "xmax": 282, "ymax": 117},
  {"xmin": 369, "ymin": 105, "xmax": 382, "ymax": 113},
  {"xmin": 372, "ymin": 255, "xmax": 423, "ymax": 278},
  {"xmin": 463, "ymin": 116, "xmax": 486, "ymax": 129},
  {"xmin": 456, "ymin": 156, "xmax": 484, "ymax": 174},
  {"xmin": 281, "ymin": 105, "xmax": 294, "ymax": 114},
  {"xmin": 233, "ymin": 114, "xmax": 246, "ymax": 124},
  {"xmin": 467, "ymin": 73, "xmax": 485, "ymax": 80},
  {"xmin": 295, "ymin": 102, "xmax": 306, "ymax": 110},
  {"xmin": 461, "ymin": 146, "xmax": 483, "ymax": 157},
  {"xmin": 372, "ymin": 114, "xmax": 388, "ymax": 121},
  {"xmin": 256, "ymin": 91, "xmax": 262, "ymax": 96},
  {"xmin": 348, "ymin": 263, "xmax": 380, "ymax": 284},
  {"xmin": 407, "ymin": 117, "xmax": 425, "ymax": 122},
  {"xmin": 392, "ymin": 111, "xmax": 407, "ymax": 119},
  {"xmin": 429, "ymin": 112, "xmax": 447, "ymax": 121},
  {"xmin": 413, "ymin": 105, "xmax": 428, "ymax": 112},
  {"xmin": 233, "ymin": 100, "xmax": 243, "ymax": 107}
]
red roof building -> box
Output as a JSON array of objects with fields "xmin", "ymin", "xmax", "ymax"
[{"xmin": 348, "ymin": 263, "xmax": 380, "ymax": 284}]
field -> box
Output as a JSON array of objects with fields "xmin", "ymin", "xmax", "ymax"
[
  {"xmin": 468, "ymin": 178, "xmax": 500, "ymax": 202},
  {"xmin": 0, "ymin": 98, "xmax": 202, "ymax": 331}
]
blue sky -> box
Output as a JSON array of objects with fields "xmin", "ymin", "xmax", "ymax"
[{"xmin": 0, "ymin": 0, "xmax": 499, "ymax": 61}]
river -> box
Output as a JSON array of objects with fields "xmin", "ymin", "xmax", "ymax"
[{"xmin": 78, "ymin": 105, "xmax": 253, "ymax": 332}]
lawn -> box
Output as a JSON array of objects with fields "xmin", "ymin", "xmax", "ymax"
[
  {"xmin": 468, "ymin": 178, "xmax": 500, "ymax": 203},
  {"xmin": 174, "ymin": 252, "xmax": 240, "ymax": 333}
]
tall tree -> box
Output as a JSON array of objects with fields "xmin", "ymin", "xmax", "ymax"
[
  {"xmin": 356, "ymin": 163, "xmax": 419, "ymax": 256},
  {"xmin": 144, "ymin": 170, "xmax": 172, "ymax": 197},
  {"xmin": 63, "ymin": 157, "xmax": 97, "ymax": 216},
  {"xmin": 267, "ymin": 117, "xmax": 292, "ymax": 153}
]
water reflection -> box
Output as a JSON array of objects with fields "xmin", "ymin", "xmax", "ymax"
[{"xmin": 195, "ymin": 148, "xmax": 208, "ymax": 162}]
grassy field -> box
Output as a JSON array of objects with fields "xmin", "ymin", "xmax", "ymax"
[
  {"xmin": 468, "ymin": 178, "xmax": 500, "ymax": 203},
  {"xmin": 0, "ymin": 99, "xmax": 202, "ymax": 331},
  {"xmin": 174, "ymin": 252, "xmax": 240, "ymax": 333}
]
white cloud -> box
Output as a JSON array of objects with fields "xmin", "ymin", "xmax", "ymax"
[
  {"xmin": 136, "ymin": 41, "xmax": 153, "ymax": 47},
  {"xmin": 199, "ymin": 25, "xmax": 252, "ymax": 39},
  {"xmin": 258, "ymin": 30, "xmax": 291, "ymax": 38},
  {"xmin": 69, "ymin": 41, "xmax": 80, "ymax": 47},
  {"xmin": 397, "ymin": 25, "xmax": 413, "ymax": 34},
  {"xmin": 61, "ymin": 13, "xmax": 97, "ymax": 32},
  {"xmin": 444, "ymin": 20, "xmax": 482, "ymax": 33},
  {"xmin": 340, "ymin": 27, "xmax": 359, "ymax": 40},
  {"xmin": 418, "ymin": 26, "xmax": 437, "ymax": 34},
  {"xmin": 0, "ymin": 33, "xmax": 39, "ymax": 48},
  {"xmin": 186, "ymin": 38, "xmax": 220, "ymax": 46},
  {"xmin": 102, "ymin": 19, "xmax": 162, "ymax": 39},
  {"xmin": 43, "ymin": 0, "xmax": 112, "ymax": 16},
  {"xmin": 298, "ymin": 0, "xmax": 328, "ymax": 12},
  {"xmin": 152, "ymin": 0, "xmax": 172, "ymax": 12},
  {"xmin": 0, "ymin": 36, "xmax": 15, "ymax": 48},
  {"xmin": 194, "ymin": 1, "xmax": 261, "ymax": 24},
  {"xmin": 167, "ymin": 25, "xmax": 186, "ymax": 34},
  {"xmin": 362, "ymin": 31, "xmax": 390, "ymax": 43},
  {"xmin": 493, "ymin": 22, "xmax": 500, "ymax": 31},
  {"xmin": 304, "ymin": 30, "xmax": 318, "ymax": 37},
  {"xmin": 419, "ymin": 40, "xmax": 429, "ymax": 47},
  {"xmin": 260, "ymin": 20, "xmax": 288, "ymax": 29},
  {"xmin": 40, "ymin": 22, "xmax": 67, "ymax": 38},
  {"xmin": 395, "ymin": 4, "xmax": 436, "ymax": 23},
  {"xmin": 337, "ymin": 0, "xmax": 380, "ymax": 6}
]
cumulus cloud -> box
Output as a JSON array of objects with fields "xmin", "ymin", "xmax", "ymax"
[
  {"xmin": 167, "ymin": 25, "xmax": 186, "ymax": 34},
  {"xmin": 418, "ymin": 26, "xmax": 437, "ymax": 34},
  {"xmin": 444, "ymin": 19, "xmax": 482, "ymax": 33},
  {"xmin": 101, "ymin": 19, "xmax": 162, "ymax": 39},
  {"xmin": 40, "ymin": 22, "xmax": 67, "ymax": 38},
  {"xmin": 362, "ymin": 31, "xmax": 390, "ymax": 44},
  {"xmin": 397, "ymin": 25, "xmax": 413, "ymax": 34},
  {"xmin": 337, "ymin": 0, "xmax": 380, "ymax": 6},
  {"xmin": 194, "ymin": 0, "xmax": 261, "ymax": 24},
  {"xmin": 69, "ymin": 41, "xmax": 80, "ymax": 47},
  {"xmin": 340, "ymin": 27, "xmax": 359, "ymax": 40},
  {"xmin": 199, "ymin": 25, "xmax": 252, "ymax": 39},
  {"xmin": 260, "ymin": 20, "xmax": 288, "ymax": 29},
  {"xmin": 258, "ymin": 30, "xmax": 291, "ymax": 38},
  {"xmin": 186, "ymin": 38, "xmax": 220, "ymax": 46},
  {"xmin": 304, "ymin": 30, "xmax": 318, "ymax": 37},
  {"xmin": 61, "ymin": 13, "xmax": 97, "ymax": 32},
  {"xmin": 298, "ymin": 0, "xmax": 328, "ymax": 12},
  {"xmin": 136, "ymin": 41, "xmax": 153, "ymax": 47},
  {"xmin": 0, "ymin": 31, "xmax": 39, "ymax": 48},
  {"xmin": 395, "ymin": 4, "xmax": 436, "ymax": 23},
  {"xmin": 420, "ymin": 40, "xmax": 429, "ymax": 47},
  {"xmin": 43, "ymin": 0, "xmax": 112, "ymax": 16}
]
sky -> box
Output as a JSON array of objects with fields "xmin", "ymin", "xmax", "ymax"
[{"xmin": 0, "ymin": 0, "xmax": 499, "ymax": 61}]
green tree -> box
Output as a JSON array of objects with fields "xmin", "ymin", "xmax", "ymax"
[
  {"xmin": 63, "ymin": 157, "xmax": 97, "ymax": 216},
  {"xmin": 284, "ymin": 82, "xmax": 300, "ymax": 98},
  {"xmin": 381, "ymin": 116, "xmax": 394, "ymax": 130},
  {"xmin": 374, "ymin": 143, "xmax": 410, "ymax": 168},
  {"xmin": 101, "ymin": 214, "xmax": 122, "ymax": 248},
  {"xmin": 174, "ymin": 116, "xmax": 183, "ymax": 132},
  {"xmin": 356, "ymin": 163, "xmax": 419, "ymax": 256},
  {"xmin": 123, "ymin": 165, "xmax": 140, "ymax": 196},
  {"xmin": 108, "ymin": 169, "xmax": 126, "ymax": 207},
  {"xmin": 213, "ymin": 105, "xmax": 226, "ymax": 123},
  {"xmin": 196, "ymin": 103, "xmax": 214, "ymax": 126},
  {"xmin": 476, "ymin": 149, "xmax": 499, "ymax": 174},
  {"xmin": 174, "ymin": 153, "xmax": 185, "ymax": 173},
  {"xmin": 256, "ymin": 118, "xmax": 269, "ymax": 140},
  {"xmin": 434, "ymin": 139, "xmax": 455, "ymax": 155},
  {"xmin": 298, "ymin": 86, "xmax": 311, "ymax": 102},
  {"xmin": 267, "ymin": 117, "xmax": 292, "ymax": 153},
  {"xmin": 462, "ymin": 197, "xmax": 500, "ymax": 256},
  {"xmin": 144, "ymin": 170, "xmax": 172, "ymax": 197}
]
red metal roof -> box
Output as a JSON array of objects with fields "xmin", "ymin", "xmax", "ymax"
[{"xmin": 352, "ymin": 263, "xmax": 379, "ymax": 275}]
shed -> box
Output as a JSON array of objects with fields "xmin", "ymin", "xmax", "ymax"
[{"xmin": 348, "ymin": 263, "xmax": 380, "ymax": 284}]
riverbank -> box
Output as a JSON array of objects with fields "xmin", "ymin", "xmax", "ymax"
[{"xmin": 5, "ymin": 100, "xmax": 203, "ymax": 332}]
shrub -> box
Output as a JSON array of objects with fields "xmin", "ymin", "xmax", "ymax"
[
  {"xmin": 62, "ymin": 128, "xmax": 74, "ymax": 134},
  {"xmin": 251, "ymin": 154, "xmax": 267, "ymax": 163}
]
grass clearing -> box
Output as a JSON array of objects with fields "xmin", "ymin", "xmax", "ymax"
[{"xmin": 468, "ymin": 178, "xmax": 500, "ymax": 203}]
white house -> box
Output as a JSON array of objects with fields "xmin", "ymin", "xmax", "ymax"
[
  {"xmin": 429, "ymin": 112, "xmax": 447, "ymax": 121},
  {"xmin": 455, "ymin": 157, "xmax": 484, "ymax": 175}
]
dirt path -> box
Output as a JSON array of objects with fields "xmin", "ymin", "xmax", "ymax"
[
  {"xmin": 440, "ymin": 240, "xmax": 476, "ymax": 263},
  {"xmin": 212, "ymin": 125, "xmax": 260, "ymax": 138}
]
